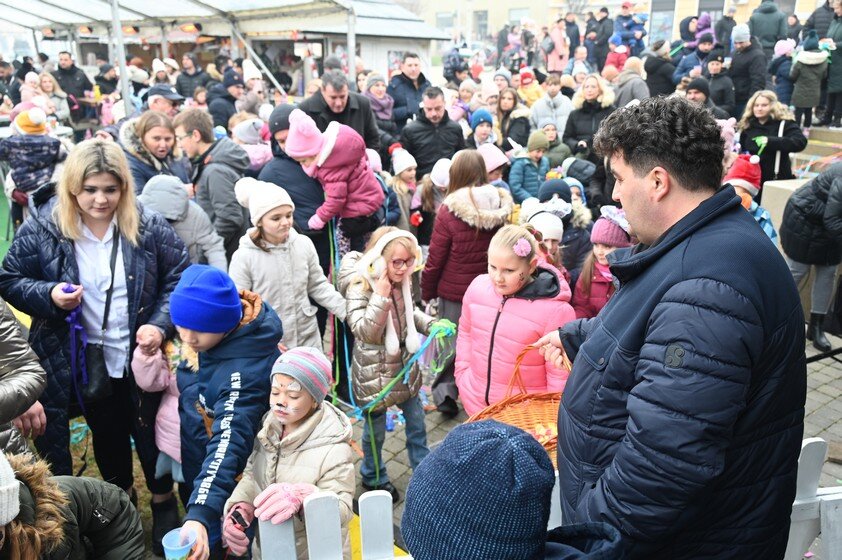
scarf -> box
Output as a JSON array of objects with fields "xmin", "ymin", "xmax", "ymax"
[
  {"xmin": 364, "ymin": 91, "xmax": 395, "ymax": 121},
  {"xmin": 595, "ymin": 260, "xmax": 614, "ymax": 282}
]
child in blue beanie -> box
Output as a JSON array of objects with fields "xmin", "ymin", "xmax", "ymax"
[
  {"xmin": 171, "ymin": 264, "xmax": 283, "ymax": 559},
  {"xmin": 401, "ymin": 420, "xmax": 623, "ymax": 560}
]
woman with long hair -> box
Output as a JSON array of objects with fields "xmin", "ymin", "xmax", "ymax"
[
  {"xmin": 38, "ymin": 72, "xmax": 70, "ymax": 124},
  {"xmin": 421, "ymin": 150, "xmax": 514, "ymax": 417},
  {"xmin": 120, "ymin": 110, "xmax": 191, "ymax": 193},
  {"xmin": 563, "ymin": 74, "xmax": 615, "ymax": 164},
  {"xmin": 0, "ymin": 139, "xmax": 189, "ymax": 556},
  {"xmin": 738, "ymin": 90, "xmax": 806, "ymax": 188},
  {"xmin": 495, "ymin": 87, "xmax": 531, "ymax": 152}
]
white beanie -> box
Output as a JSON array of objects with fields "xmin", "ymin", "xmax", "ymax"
[
  {"xmin": 0, "ymin": 453, "xmax": 19, "ymax": 526},
  {"xmin": 235, "ymin": 177, "xmax": 295, "ymax": 226},
  {"xmin": 430, "ymin": 158, "xmax": 452, "ymax": 188},
  {"xmin": 392, "ymin": 149, "xmax": 417, "ymax": 176},
  {"xmin": 152, "ymin": 58, "xmax": 167, "ymax": 75},
  {"xmin": 232, "ymin": 118, "xmax": 264, "ymax": 145},
  {"xmin": 163, "ymin": 57, "xmax": 180, "ymax": 71},
  {"xmin": 528, "ymin": 210, "xmax": 564, "ymax": 241},
  {"xmin": 243, "ymin": 59, "xmax": 262, "ymax": 82},
  {"xmin": 366, "ymin": 148, "xmax": 383, "ymax": 173}
]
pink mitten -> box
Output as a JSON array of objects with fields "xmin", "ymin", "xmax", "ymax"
[
  {"xmin": 222, "ymin": 503, "xmax": 254, "ymax": 555},
  {"xmin": 253, "ymin": 483, "xmax": 302, "ymax": 524},
  {"xmin": 291, "ymin": 483, "xmax": 318, "ymax": 501},
  {"xmin": 308, "ymin": 214, "xmax": 326, "ymax": 230}
]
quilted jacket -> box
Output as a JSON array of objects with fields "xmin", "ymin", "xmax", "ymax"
[
  {"xmin": 0, "ymin": 296, "xmax": 46, "ymax": 454},
  {"xmin": 339, "ymin": 252, "xmax": 434, "ymax": 412},
  {"xmin": 421, "ymin": 185, "xmax": 514, "ymax": 302},
  {"xmin": 225, "ymin": 401, "xmax": 354, "ymax": 559},
  {"xmin": 312, "ymin": 122, "xmax": 385, "ymax": 222},
  {"xmin": 780, "ymin": 162, "xmax": 842, "ymax": 266},
  {"xmin": 557, "ymin": 187, "xmax": 805, "ymax": 558},
  {"xmin": 0, "ymin": 185, "xmax": 189, "ymax": 474},
  {"xmin": 455, "ymin": 265, "xmax": 575, "ymax": 416},
  {"xmin": 509, "ymin": 154, "xmax": 550, "ymax": 203}
]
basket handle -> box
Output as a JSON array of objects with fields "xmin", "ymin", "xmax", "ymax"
[{"xmin": 505, "ymin": 342, "xmax": 574, "ymax": 398}]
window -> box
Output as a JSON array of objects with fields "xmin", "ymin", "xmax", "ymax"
[
  {"xmin": 509, "ymin": 8, "xmax": 529, "ymax": 25},
  {"xmin": 436, "ymin": 11, "xmax": 455, "ymax": 31},
  {"xmin": 474, "ymin": 10, "xmax": 488, "ymax": 41}
]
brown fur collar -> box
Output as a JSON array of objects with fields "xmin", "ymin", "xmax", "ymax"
[
  {"xmin": 238, "ymin": 290, "xmax": 263, "ymax": 327},
  {"xmin": 444, "ymin": 186, "xmax": 514, "ymax": 230},
  {"xmin": 5, "ymin": 453, "xmax": 67, "ymax": 555}
]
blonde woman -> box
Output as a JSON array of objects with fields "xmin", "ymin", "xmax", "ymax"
[
  {"xmin": 738, "ymin": 89, "xmax": 807, "ymax": 186},
  {"xmin": 563, "ymin": 73, "xmax": 615, "ymax": 164},
  {"xmin": 39, "ymin": 72, "xmax": 70, "ymax": 123},
  {"xmin": 0, "ymin": 139, "xmax": 189, "ymax": 556}
]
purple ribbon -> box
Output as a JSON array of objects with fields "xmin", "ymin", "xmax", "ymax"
[{"xmin": 63, "ymin": 283, "xmax": 88, "ymax": 410}]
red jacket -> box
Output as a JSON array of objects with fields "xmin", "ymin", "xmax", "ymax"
[
  {"xmin": 605, "ymin": 48, "xmax": 629, "ymax": 71},
  {"xmin": 571, "ymin": 264, "xmax": 615, "ymax": 319},
  {"xmin": 314, "ymin": 122, "xmax": 385, "ymax": 221},
  {"xmin": 421, "ymin": 185, "xmax": 514, "ymax": 302}
]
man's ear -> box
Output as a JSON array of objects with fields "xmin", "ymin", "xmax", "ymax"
[{"xmin": 650, "ymin": 166, "xmax": 671, "ymax": 202}]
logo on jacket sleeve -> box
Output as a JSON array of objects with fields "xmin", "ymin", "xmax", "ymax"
[{"xmin": 664, "ymin": 343, "xmax": 686, "ymax": 368}]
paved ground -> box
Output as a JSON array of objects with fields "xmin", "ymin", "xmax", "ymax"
[{"xmin": 343, "ymin": 335, "xmax": 842, "ymax": 556}]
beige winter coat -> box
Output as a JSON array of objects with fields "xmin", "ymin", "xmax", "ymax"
[
  {"xmin": 226, "ymin": 401, "xmax": 355, "ymax": 560},
  {"xmin": 229, "ymin": 228, "xmax": 346, "ymax": 350},
  {"xmin": 338, "ymin": 252, "xmax": 434, "ymax": 412}
]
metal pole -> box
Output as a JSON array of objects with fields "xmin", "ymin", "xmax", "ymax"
[
  {"xmin": 160, "ymin": 25, "xmax": 169, "ymax": 59},
  {"xmin": 31, "ymin": 29, "xmax": 40, "ymax": 58},
  {"xmin": 229, "ymin": 23, "xmax": 240, "ymax": 59},
  {"xmin": 346, "ymin": 8, "xmax": 356, "ymax": 86},
  {"xmin": 107, "ymin": 27, "xmax": 114, "ymax": 64},
  {"xmin": 230, "ymin": 26, "xmax": 284, "ymax": 93},
  {"xmin": 110, "ymin": 0, "xmax": 133, "ymax": 112}
]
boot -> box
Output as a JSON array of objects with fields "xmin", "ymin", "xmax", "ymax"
[
  {"xmin": 151, "ymin": 495, "xmax": 181, "ymax": 556},
  {"xmin": 808, "ymin": 313, "xmax": 833, "ymax": 352},
  {"xmin": 831, "ymin": 118, "xmax": 842, "ymax": 129}
]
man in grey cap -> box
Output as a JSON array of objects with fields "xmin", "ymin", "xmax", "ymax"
[
  {"xmin": 143, "ymin": 84, "xmax": 185, "ymax": 118},
  {"xmin": 728, "ymin": 24, "xmax": 766, "ymax": 117}
]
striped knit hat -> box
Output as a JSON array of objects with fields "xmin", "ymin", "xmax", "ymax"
[{"xmin": 270, "ymin": 347, "xmax": 333, "ymax": 402}]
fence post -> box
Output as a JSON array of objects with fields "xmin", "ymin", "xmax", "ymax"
[
  {"xmin": 304, "ymin": 492, "xmax": 344, "ymax": 560},
  {"xmin": 360, "ymin": 490, "xmax": 395, "ymax": 559}
]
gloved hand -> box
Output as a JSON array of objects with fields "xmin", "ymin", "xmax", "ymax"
[
  {"xmin": 253, "ymin": 483, "xmax": 317, "ymax": 524},
  {"xmin": 752, "ymin": 136, "xmax": 768, "ymax": 155},
  {"xmin": 410, "ymin": 211, "xmax": 423, "ymax": 227},
  {"xmin": 308, "ymin": 214, "xmax": 326, "ymax": 230},
  {"xmin": 574, "ymin": 142, "xmax": 588, "ymax": 155},
  {"xmin": 222, "ymin": 503, "xmax": 254, "ymax": 556}
]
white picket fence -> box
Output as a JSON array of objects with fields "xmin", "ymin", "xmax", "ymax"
[{"xmin": 265, "ymin": 438, "xmax": 840, "ymax": 560}]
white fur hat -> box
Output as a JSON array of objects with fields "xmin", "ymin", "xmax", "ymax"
[
  {"xmin": 243, "ymin": 59, "xmax": 262, "ymax": 82},
  {"xmin": 528, "ymin": 210, "xmax": 564, "ymax": 241},
  {"xmin": 430, "ymin": 158, "xmax": 451, "ymax": 188},
  {"xmin": 355, "ymin": 230, "xmax": 422, "ymax": 356},
  {"xmin": 152, "ymin": 58, "xmax": 167, "ymax": 75},
  {"xmin": 0, "ymin": 452, "xmax": 19, "ymax": 526},
  {"xmin": 392, "ymin": 149, "xmax": 417, "ymax": 176},
  {"xmin": 235, "ymin": 177, "xmax": 295, "ymax": 227},
  {"xmin": 163, "ymin": 57, "xmax": 180, "ymax": 71}
]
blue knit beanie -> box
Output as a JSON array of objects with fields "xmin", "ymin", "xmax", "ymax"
[
  {"xmin": 402, "ymin": 420, "xmax": 555, "ymax": 560},
  {"xmin": 802, "ymin": 29, "xmax": 820, "ymax": 52},
  {"xmin": 538, "ymin": 178, "xmax": 572, "ymax": 203},
  {"xmin": 170, "ymin": 265, "xmax": 242, "ymax": 334},
  {"xmin": 470, "ymin": 108, "xmax": 493, "ymax": 131}
]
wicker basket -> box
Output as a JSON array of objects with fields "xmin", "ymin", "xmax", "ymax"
[{"xmin": 465, "ymin": 344, "xmax": 571, "ymax": 468}]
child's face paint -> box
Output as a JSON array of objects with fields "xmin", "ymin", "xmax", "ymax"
[
  {"xmin": 487, "ymin": 245, "xmax": 537, "ymax": 296},
  {"xmin": 175, "ymin": 327, "xmax": 226, "ymax": 353},
  {"xmin": 270, "ymin": 373, "xmax": 317, "ymax": 430}
]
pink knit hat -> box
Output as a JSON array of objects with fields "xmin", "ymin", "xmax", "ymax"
[
  {"xmin": 284, "ymin": 108, "xmax": 325, "ymax": 158},
  {"xmin": 591, "ymin": 216, "xmax": 632, "ymax": 248}
]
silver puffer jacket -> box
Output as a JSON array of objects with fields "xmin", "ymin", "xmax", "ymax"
[
  {"xmin": 338, "ymin": 252, "xmax": 434, "ymax": 412},
  {"xmin": 0, "ymin": 297, "xmax": 47, "ymax": 453}
]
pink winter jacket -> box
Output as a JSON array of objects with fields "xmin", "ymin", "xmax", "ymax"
[
  {"xmin": 313, "ymin": 122, "xmax": 385, "ymax": 222},
  {"xmin": 455, "ymin": 264, "xmax": 576, "ymax": 416},
  {"xmin": 131, "ymin": 345, "xmax": 181, "ymax": 462}
]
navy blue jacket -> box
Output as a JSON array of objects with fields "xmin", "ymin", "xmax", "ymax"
[
  {"xmin": 0, "ymin": 185, "xmax": 189, "ymax": 473},
  {"xmin": 181, "ymin": 296, "xmax": 282, "ymax": 535},
  {"xmin": 207, "ymin": 83, "xmax": 237, "ymax": 130},
  {"xmin": 386, "ymin": 72, "xmax": 431, "ymax": 131},
  {"xmin": 557, "ymin": 187, "xmax": 805, "ymax": 558}
]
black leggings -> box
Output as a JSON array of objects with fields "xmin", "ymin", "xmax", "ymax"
[
  {"xmin": 84, "ymin": 377, "xmax": 172, "ymax": 495},
  {"xmin": 794, "ymin": 107, "xmax": 813, "ymax": 128},
  {"xmin": 827, "ymin": 92, "xmax": 842, "ymax": 119}
]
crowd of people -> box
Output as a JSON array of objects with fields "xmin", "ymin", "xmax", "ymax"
[{"xmin": 0, "ymin": 1, "xmax": 835, "ymax": 558}]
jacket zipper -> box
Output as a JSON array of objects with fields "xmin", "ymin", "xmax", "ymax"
[{"xmin": 485, "ymin": 296, "xmax": 509, "ymax": 405}]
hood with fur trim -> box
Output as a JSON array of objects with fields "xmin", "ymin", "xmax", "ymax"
[
  {"xmin": 443, "ymin": 185, "xmax": 514, "ymax": 229},
  {"xmin": 119, "ymin": 117, "xmax": 183, "ymax": 171},
  {"xmin": 572, "ymin": 85, "xmax": 615, "ymax": 110},
  {"xmin": 6, "ymin": 453, "xmax": 67, "ymax": 555},
  {"xmin": 566, "ymin": 200, "xmax": 593, "ymax": 229},
  {"xmin": 796, "ymin": 50, "xmax": 829, "ymax": 65}
]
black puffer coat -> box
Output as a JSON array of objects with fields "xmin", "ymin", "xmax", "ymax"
[
  {"xmin": 730, "ymin": 39, "xmax": 768, "ymax": 104},
  {"xmin": 399, "ymin": 110, "xmax": 465, "ymax": 178},
  {"xmin": 781, "ymin": 162, "xmax": 842, "ymax": 266},
  {"xmin": 739, "ymin": 117, "xmax": 807, "ymax": 184},
  {"xmin": 0, "ymin": 185, "xmax": 189, "ymax": 474},
  {"xmin": 644, "ymin": 56, "xmax": 675, "ymax": 97},
  {"xmin": 559, "ymin": 186, "xmax": 805, "ymax": 558},
  {"xmin": 563, "ymin": 98, "xmax": 615, "ymax": 164}
]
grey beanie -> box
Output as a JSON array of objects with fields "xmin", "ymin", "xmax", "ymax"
[
  {"xmin": 732, "ymin": 24, "xmax": 751, "ymax": 43},
  {"xmin": 365, "ymin": 73, "xmax": 386, "ymax": 92},
  {"xmin": 493, "ymin": 67, "xmax": 512, "ymax": 84},
  {"xmin": 0, "ymin": 453, "xmax": 19, "ymax": 526}
]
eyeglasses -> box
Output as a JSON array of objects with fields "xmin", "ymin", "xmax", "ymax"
[
  {"xmin": 175, "ymin": 132, "xmax": 192, "ymax": 141},
  {"xmin": 390, "ymin": 258, "xmax": 415, "ymax": 270}
]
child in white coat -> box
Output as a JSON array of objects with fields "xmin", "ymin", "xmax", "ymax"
[{"xmin": 229, "ymin": 178, "xmax": 346, "ymax": 350}]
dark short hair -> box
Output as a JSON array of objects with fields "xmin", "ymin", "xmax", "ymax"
[
  {"xmin": 321, "ymin": 70, "xmax": 349, "ymax": 91},
  {"xmin": 0, "ymin": 62, "xmax": 10, "ymax": 69},
  {"xmin": 593, "ymin": 96, "xmax": 723, "ymax": 193},
  {"xmin": 423, "ymin": 86, "xmax": 444, "ymax": 100},
  {"xmin": 402, "ymin": 52, "xmax": 420, "ymax": 63},
  {"xmin": 599, "ymin": 7, "xmax": 609, "ymax": 14},
  {"xmin": 58, "ymin": 51, "xmax": 71, "ymax": 58}
]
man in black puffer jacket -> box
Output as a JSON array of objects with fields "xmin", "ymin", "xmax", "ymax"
[
  {"xmin": 805, "ymin": 0, "xmax": 835, "ymax": 39},
  {"xmin": 399, "ymin": 87, "xmax": 465, "ymax": 179},
  {"xmin": 729, "ymin": 28, "xmax": 767, "ymax": 117},
  {"xmin": 539, "ymin": 96, "xmax": 805, "ymax": 559}
]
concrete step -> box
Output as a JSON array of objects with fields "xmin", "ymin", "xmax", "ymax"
[
  {"xmin": 802, "ymin": 142, "xmax": 842, "ymax": 158},
  {"xmin": 807, "ymin": 127, "xmax": 842, "ymax": 144}
]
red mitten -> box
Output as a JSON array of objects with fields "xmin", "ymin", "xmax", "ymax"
[{"xmin": 410, "ymin": 211, "xmax": 423, "ymax": 227}]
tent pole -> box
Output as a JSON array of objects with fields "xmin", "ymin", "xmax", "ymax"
[
  {"xmin": 346, "ymin": 7, "xmax": 356, "ymax": 86},
  {"xmin": 107, "ymin": 27, "xmax": 115, "ymax": 64},
  {"xmin": 110, "ymin": 0, "xmax": 133, "ymax": 113},
  {"xmin": 31, "ymin": 29, "xmax": 40, "ymax": 57},
  {"xmin": 160, "ymin": 25, "xmax": 169, "ymax": 59},
  {"xmin": 230, "ymin": 26, "xmax": 283, "ymax": 93}
]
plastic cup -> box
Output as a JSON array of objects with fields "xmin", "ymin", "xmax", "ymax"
[{"xmin": 162, "ymin": 528, "xmax": 196, "ymax": 560}]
